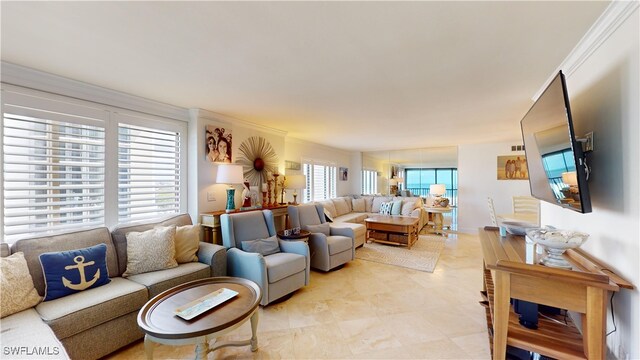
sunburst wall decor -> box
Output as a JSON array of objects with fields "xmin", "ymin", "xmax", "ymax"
[{"xmin": 236, "ymin": 136, "xmax": 279, "ymax": 185}]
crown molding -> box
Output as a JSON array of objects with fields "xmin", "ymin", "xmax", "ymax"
[
  {"xmin": 1, "ymin": 62, "xmax": 190, "ymax": 121},
  {"xmin": 532, "ymin": 0, "xmax": 639, "ymax": 100},
  {"xmin": 192, "ymin": 108, "xmax": 288, "ymax": 137}
]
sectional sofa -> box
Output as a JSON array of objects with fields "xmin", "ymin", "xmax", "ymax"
[
  {"xmin": 316, "ymin": 195, "xmax": 429, "ymax": 247},
  {"xmin": 0, "ymin": 214, "xmax": 226, "ymax": 360}
]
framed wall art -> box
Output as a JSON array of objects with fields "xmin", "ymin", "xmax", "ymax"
[
  {"xmin": 497, "ymin": 155, "xmax": 528, "ymax": 180},
  {"xmin": 205, "ymin": 125, "xmax": 232, "ymax": 163}
]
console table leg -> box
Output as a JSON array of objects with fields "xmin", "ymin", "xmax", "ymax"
[
  {"xmin": 250, "ymin": 311, "xmax": 259, "ymax": 352},
  {"xmin": 493, "ymin": 271, "xmax": 510, "ymax": 360},
  {"xmin": 584, "ymin": 287, "xmax": 607, "ymax": 359}
]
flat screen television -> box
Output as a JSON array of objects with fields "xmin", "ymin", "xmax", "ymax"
[{"xmin": 520, "ymin": 70, "xmax": 592, "ymax": 213}]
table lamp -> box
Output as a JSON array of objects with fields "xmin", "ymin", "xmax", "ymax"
[
  {"xmin": 430, "ymin": 184, "xmax": 446, "ymax": 198},
  {"xmin": 284, "ymin": 174, "xmax": 306, "ymax": 205},
  {"xmin": 216, "ymin": 164, "xmax": 244, "ymax": 213}
]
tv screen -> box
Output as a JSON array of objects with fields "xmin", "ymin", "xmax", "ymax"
[{"xmin": 520, "ymin": 71, "xmax": 591, "ymax": 213}]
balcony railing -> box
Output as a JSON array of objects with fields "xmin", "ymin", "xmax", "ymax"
[{"xmin": 405, "ymin": 187, "xmax": 458, "ymax": 207}]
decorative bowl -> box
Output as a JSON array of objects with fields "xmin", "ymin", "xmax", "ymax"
[
  {"xmin": 525, "ymin": 228, "xmax": 589, "ymax": 269},
  {"xmin": 500, "ymin": 220, "xmax": 538, "ymax": 236}
]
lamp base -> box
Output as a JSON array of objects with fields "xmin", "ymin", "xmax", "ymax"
[
  {"xmin": 292, "ymin": 193, "xmax": 298, "ymax": 205},
  {"xmin": 225, "ymin": 188, "xmax": 236, "ymax": 213}
]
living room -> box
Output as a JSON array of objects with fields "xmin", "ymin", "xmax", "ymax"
[{"xmin": 1, "ymin": 1, "xmax": 638, "ymax": 359}]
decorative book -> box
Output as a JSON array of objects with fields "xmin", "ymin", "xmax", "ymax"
[{"xmin": 174, "ymin": 288, "xmax": 238, "ymax": 320}]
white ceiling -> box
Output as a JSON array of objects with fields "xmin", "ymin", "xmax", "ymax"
[{"xmin": 1, "ymin": 1, "xmax": 608, "ymax": 152}]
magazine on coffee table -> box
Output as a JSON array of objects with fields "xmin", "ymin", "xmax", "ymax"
[{"xmin": 174, "ymin": 288, "xmax": 238, "ymax": 320}]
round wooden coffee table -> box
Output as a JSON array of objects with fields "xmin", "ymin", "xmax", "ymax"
[
  {"xmin": 277, "ymin": 229, "xmax": 310, "ymax": 242},
  {"xmin": 137, "ymin": 277, "xmax": 261, "ymax": 359}
]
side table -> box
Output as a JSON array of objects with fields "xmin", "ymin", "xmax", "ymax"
[{"xmin": 277, "ymin": 229, "xmax": 310, "ymax": 242}]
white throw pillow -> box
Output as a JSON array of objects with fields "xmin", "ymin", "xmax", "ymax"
[
  {"xmin": 401, "ymin": 199, "xmax": 420, "ymax": 216},
  {"xmin": 123, "ymin": 226, "xmax": 178, "ymax": 277},
  {"xmin": 362, "ymin": 196, "xmax": 374, "ymax": 212},
  {"xmin": 352, "ymin": 198, "xmax": 366, "ymax": 212},
  {"xmin": 1, "ymin": 252, "xmax": 42, "ymax": 318},
  {"xmin": 174, "ymin": 224, "xmax": 201, "ymax": 263}
]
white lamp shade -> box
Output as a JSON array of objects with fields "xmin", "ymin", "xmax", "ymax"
[
  {"xmin": 430, "ymin": 184, "xmax": 446, "ymax": 196},
  {"xmin": 284, "ymin": 175, "xmax": 306, "ymax": 190},
  {"xmin": 216, "ymin": 164, "xmax": 244, "ymax": 185},
  {"xmin": 396, "ymin": 177, "xmax": 404, "ymax": 184},
  {"xmin": 389, "ymin": 178, "xmax": 398, "ymax": 186},
  {"xmin": 562, "ymin": 171, "xmax": 578, "ymax": 186}
]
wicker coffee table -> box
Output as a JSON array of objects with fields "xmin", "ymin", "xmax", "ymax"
[
  {"xmin": 137, "ymin": 277, "xmax": 261, "ymax": 359},
  {"xmin": 364, "ymin": 215, "xmax": 419, "ymax": 249}
]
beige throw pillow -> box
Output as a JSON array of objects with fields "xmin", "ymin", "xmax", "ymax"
[
  {"xmin": 352, "ymin": 198, "xmax": 365, "ymax": 212},
  {"xmin": 123, "ymin": 226, "xmax": 178, "ymax": 277},
  {"xmin": 401, "ymin": 199, "xmax": 420, "ymax": 216},
  {"xmin": 1, "ymin": 252, "xmax": 42, "ymax": 318},
  {"xmin": 175, "ymin": 224, "xmax": 201, "ymax": 263}
]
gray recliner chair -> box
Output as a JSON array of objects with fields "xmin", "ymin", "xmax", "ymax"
[
  {"xmin": 288, "ymin": 204, "xmax": 355, "ymax": 272},
  {"xmin": 221, "ymin": 210, "xmax": 310, "ymax": 306}
]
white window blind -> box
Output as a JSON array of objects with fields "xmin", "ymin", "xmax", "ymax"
[
  {"xmin": 362, "ymin": 169, "xmax": 377, "ymax": 195},
  {"xmin": 2, "ymin": 111, "xmax": 106, "ymax": 242},
  {"xmin": 302, "ymin": 161, "xmax": 336, "ymax": 202},
  {"xmin": 117, "ymin": 123, "xmax": 181, "ymax": 223}
]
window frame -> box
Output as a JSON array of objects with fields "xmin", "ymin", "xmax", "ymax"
[
  {"xmin": 1, "ymin": 85, "xmax": 187, "ymax": 242},
  {"xmin": 302, "ymin": 159, "xmax": 337, "ymax": 203}
]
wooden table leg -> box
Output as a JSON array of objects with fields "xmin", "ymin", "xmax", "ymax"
[
  {"xmin": 493, "ymin": 271, "xmax": 510, "ymax": 360},
  {"xmin": 584, "ymin": 287, "xmax": 607, "ymax": 359}
]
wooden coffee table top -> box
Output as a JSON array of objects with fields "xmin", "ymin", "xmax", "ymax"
[
  {"xmin": 365, "ymin": 215, "xmax": 419, "ymax": 226},
  {"xmin": 138, "ymin": 277, "xmax": 261, "ymax": 340}
]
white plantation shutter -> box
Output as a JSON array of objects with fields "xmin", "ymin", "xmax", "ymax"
[
  {"xmin": 362, "ymin": 169, "xmax": 377, "ymax": 194},
  {"xmin": 117, "ymin": 122, "xmax": 182, "ymax": 222},
  {"xmin": 2, "ymin": 91, "xmax": 107, "ymax": 242},
  {"xmin": 302, "ymin": 160, "xmax": 336, "ymax": 202}
]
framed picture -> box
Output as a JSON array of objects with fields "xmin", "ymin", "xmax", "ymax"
[
  {"xmin": 205, "ymin": 125, "xmax": 232, "ymax": 163},
  {"xmin": 497, "ymin": 155, "xmax": 528, "ymax": 180},
  {"xmin": 339, "ymin": 167, "xmax": 348, "ymax": 181}
]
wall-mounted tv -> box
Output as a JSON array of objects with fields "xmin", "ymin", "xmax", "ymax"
[{"xmin": 520, "ymin": 70, "xmax": 592, "ymax": 213}]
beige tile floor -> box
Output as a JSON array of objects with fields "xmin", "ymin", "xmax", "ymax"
[{"xmin": 107, "ymin": 232, "xmax": 490, "ymax": 359}]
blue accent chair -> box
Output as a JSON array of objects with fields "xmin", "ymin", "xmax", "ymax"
[
  {"xmin": 288, "ymin": 204, "xmax": 355, "ymax": 271},
  {"xmin": 220, "ymin": 210, "xmax": 310, "ymax": 306}
]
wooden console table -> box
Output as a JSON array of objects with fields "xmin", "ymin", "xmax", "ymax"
[
  {"xmin": 201, "ymin": 205, "xmax": 289, "ymax": 245},
  {"xmin": 479, "ymin": 227, "xmax": 632, "ymax": 360}
]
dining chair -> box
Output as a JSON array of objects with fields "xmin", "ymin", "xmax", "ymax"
[
  {"xmin": 487, "ymin": 197, "xmax": 498, "ymax": 226},
  {"xmin": 512, "ymin": 196, "xmax": 540, "ymax": 224}
]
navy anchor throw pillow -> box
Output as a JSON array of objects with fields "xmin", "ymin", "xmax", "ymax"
[{"xmin": 39, "ymin": 244, "xmax": 111, "ymax": 301}]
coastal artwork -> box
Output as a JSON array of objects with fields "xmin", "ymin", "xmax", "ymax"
[{"xmin": 497, "ymin": 155, "xmax": 528, "ymax": 180}]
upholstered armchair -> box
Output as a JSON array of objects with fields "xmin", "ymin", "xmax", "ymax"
[
  {"xmin": 220, "ymin": 210, "xmax": 310, "ymax": 306},
  {"xmin": 288, "ymin": 204, "xmax": 355, "ymax": 271}
]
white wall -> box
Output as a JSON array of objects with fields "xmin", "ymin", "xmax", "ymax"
[
  {"xmin": 188, "ymin": 109, "xmax": 286, "ymax": 220},
  {"xmin": 284, "ymin": 137, "xmax": 359, "ymax": 200},
  {"xmin": 457, "ymin": 142, "xmax": 530, "ymax": 233},
  {"xmin": 541, "ymin": 5, "xmax": 639, "ymax": 359}
]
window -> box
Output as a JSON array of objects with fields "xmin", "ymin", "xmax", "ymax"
[
  {"xmin": 405, "ymin": 168, "xmax": 458, "ymax": 206},
  {"xmin": 1, "ymin": 86, "xmax": 186, "ymax": 242},
  {"xmin": 2, "ymin": 90, "xmax": 107, "ymax": 242},
  {"xmin": 302, "ymin": 161, "xmax": 336, "ymax": 202},
  {"xmin": 117, "ymin": 121, "xmax": 182, "ymax": 223},
  {"xmin": 362, "ymin": 169, "xmax": 377, "ymax": 194}
]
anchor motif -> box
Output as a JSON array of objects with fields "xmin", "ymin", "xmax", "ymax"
[{"xmin": 62, "ymin": 255, "xmax": 100, "ymax": 291}]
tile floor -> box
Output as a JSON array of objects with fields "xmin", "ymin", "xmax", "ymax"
[{"xmin": 107, "ymin": 232, "xmax": 491, "ymax": 359}]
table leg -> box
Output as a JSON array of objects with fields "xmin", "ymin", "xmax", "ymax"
[
  {"xmin": 250, "ymin": 311, "xmax": 259, "ymax": 352},
  {"xmin": 144, "ymin": 335, "xmax": 154, "ymax": 360},
  {"xmin": 493, "ymin": 271, "xmax": 510, "ymax": 360},
  {"xmin": 584, "ymin": 287, "xmax": 607, "ymax": 359},
  {"xmin": 195, "ymin": 338, "xmax": 210, "ymax": 360}
]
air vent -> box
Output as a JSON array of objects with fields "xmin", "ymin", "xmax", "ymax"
[{"xmin": 511, "ymin": 145, "xmax": 525, "ymax": 151}]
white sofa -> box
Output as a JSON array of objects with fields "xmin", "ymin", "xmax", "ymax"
[{"xmin": 315, "ymin": 195, "xmax": 429, "ymax": 247}]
